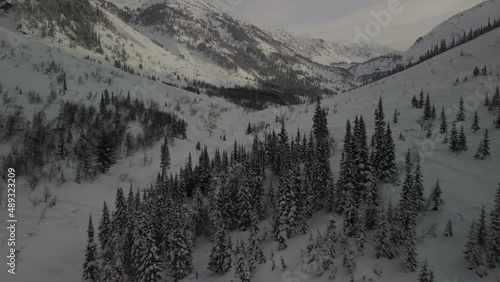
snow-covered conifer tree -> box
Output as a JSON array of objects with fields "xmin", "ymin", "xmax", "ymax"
[
  {"xmin": 472, "ymin": 111, "xmax": 481, "ymax": 132},
  {"xmin": 82, "ymin": 215, "xmax": 100, "ymax": 282},
  {"xmin": 430, "ymin": 180, "xmax": 444, "ymax": 211},
  {"xmin": 474, "ymin": 129, "xmax": 490, "ymax": 160}
]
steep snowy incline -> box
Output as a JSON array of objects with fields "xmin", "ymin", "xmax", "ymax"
[
  {"xmin": 100, "ymin": 0, "xmax": 394, "ymax": 93},
  {"xmin": 270, "ymin": 29, "xmax": 397, "ymax": 65},
  {"xmin": 353, "ymin": 0, "xmax": 500, "ymax": 81},
  {"xmin": 405, "ymin": 0, "xmax": 500, "ymax": 60}
]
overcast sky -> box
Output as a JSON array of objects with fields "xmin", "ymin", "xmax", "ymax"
[{"xmin": 210, "ymin": 0, "xmax": 484, "ymax": 50}]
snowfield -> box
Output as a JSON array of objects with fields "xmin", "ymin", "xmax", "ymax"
[{"xmin": 0, "ymin": 1, "xmax": 500, "ymax": 282}]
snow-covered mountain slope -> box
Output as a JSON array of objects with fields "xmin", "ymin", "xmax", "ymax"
[
  {"xmin": 353, "ymin": 0, "xmax": 500, "ymax": 81},
  {"xmin": 1, "ymin": 5, "xmax": 500, "ymax": 281},
  {"xmin": 98, "ymin": 0, "xmax": 395, "ymax": 93},
  {"xmin": 0, "ymin": 0, "xmax": 393, "ymax": 98},
  {"xmin": 405, "ymin": 0, "xmax": 500, "ymax": 60},
  {"xmin": 269, "ymin": 29, "xmax": 396, "ymax": 65},
  {"xmin": 2, "ymin": 0, "xmax": 257, "ymax": 89}
]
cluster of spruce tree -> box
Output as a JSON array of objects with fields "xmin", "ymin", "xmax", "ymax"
[
  {"xmin": 302, "ymin": 97, "xmax": 434, "ymax": 277},
  {"xmin": 302, "ymin": 145, "xmax": 445, "ymax": 278},
  {"xmin": 81, "ymin": 96, "xmax": 451, "ymax": 280},
  {"xmin": 81, "ymin": 98, "xmax": 339, "ymax": 281},
  {"xmin": 464, "ymin": 183, "xmax": 500, "ymax": 277},
  {"xmin": 411, "ymin": 90, "xmax": 437, "ymax": 121},
  {"xmin": 83, "ymin": 183, "xmax": 196, "ymax": 282},
  {"xmin": 369, "ymin": 17, "xmax": 500, "ymax": 84},
  {"xmin": 473, "ymin": 65, "xmax": 490, "ymax": 77},
  {"xmin": 1, "ymin": 90, "xmax": 187, "ymax": 184},
  {"xmin": 411, "ymin": 93, "xmax": 493, "ymax": 160}
]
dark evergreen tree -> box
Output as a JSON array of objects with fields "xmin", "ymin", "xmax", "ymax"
[
  {"xmin": 477, "ymin": 206, "xmax": 488, "ymax": 248},
  {"xmin": 236, "ymin": 169, "xmax": 253, "ymax": 231},
  {"xmin": 378, "ymin": 123, "xmax": 398, "ymax": 183},
  {"xmin": 458, "ymin": 125, "xmax": 468, "ymax": 151},
  {"xmin": 337, "ymin": 119, "xmax": 358, "ymax": 234},
  {"xmin": 336, "ymin": 120, "xmax": 354, "ymax": 213},
  {"xmin": 247, "ymin": 210, "xmax": 266, "ymax": 269},
  {"xmin": 99, "ymin": 93, "xmax": 106, "ymax": 116},
  {"xmin": 312, "ymin": 97, "xmax": 332, "ymax": 210},
  {"xmin": 475, "ymin": 129, "xmax": 490, "ymax": 160},
  {"xmin": 63, "ymin": 72, "xmax": 68, "ymax": 92},
  {"xmin": 430, "ymin": 180, "xmax": 444, "ymax": 211},
  {"xmin": 412, "ymin": 95, "xmax": 419, "ymax": 108},
  {"xmin": 414, "ymin": 161, "xmax": 425, "ymax": 211},
  {"xmin": 354, "ymin": 205, "xmax": 367, "ymax": 255},
  {"xmin": 343, "ymin": 241, "xmax": 357, "ymax": 275},
  {"xmin": 464, "ymin": 220, "xmax": 488, "ymax": 277},
  {"xmin": 353, "ymin": 116, "xmax": 373, "ymax": 201},
  {"xmin": 110, "ymin": 188, "xmax": 127, "ymax": 280},
  {"xmin": 496, "ymin": 110, "xmax": 500, "ymax": 129},
  {"xmin": 170, "ymin": 205, "xmax": 194, "ymax": 281},
  {"xmin": 487, "ymin": 183, "xmax": 500, "ymax": 266},
  {"xmin": 160, "ymin": 137, "xmax": 170, "ymax": 177},
  {"xmin": 390, "ymin": 208, "xmax": 405, "ymax": 248},
  {"xmin": 423, "ymin": 93, "xmax": 432, "ymax": 120},
  {"xmin": 273, "ymin": 147, "xmax": 296, "ymax": 249},
  {"xmin": 131, "ymin": 209, "xmax": 162, "ymax": 282},
  {"xmin": 313, "ymin": 96, "xmax": 329, "ymax": 143},
  {"xmin": 375, "ymin": 206, "xmax": 393, "ymax": 259},
  {"xmin": 325, "ymin": 215, "xmax": 338, "ymax": 258},
  {"xmin": 399, "ymin": 154, "xmax": 418, "ymax": 240},
  {"xmin": 418, "ymin": 260, "xmax": 435, "ymax": 282},
  {"xmin": 456, "ymin": 96, "xmax": 466, "ymax": 122},
  {"xmin": 448, "ymin": 122, "xmax": 460, "ymax": 153},
  {"xmin": 250, "ymin": 137, "xmax": 265, "ymax": 217},
  {"xmin": 208, "ymin": 210, "xmax": 232, "ymax": 274},
  {"xmin": 75, "ymin": 165, "xmax": 81, "ymax": 184},
  {"xmin": 393, "ymin": 108, "xmax": 398, "ymax": 124},
  {"xmin": 444, "ymin": 218, "xmax": 453, "ymax": 237},
  {"xmin": 472, "ymin": 111, "xmax": 480, "ymax": 132},
  {"xmin": 473, "ymin": 66, "xmax": 480, "ymax": 77},
  {"xmin": 404, "ymin": 227, "xmax": 419, "ymax": 272},
  {"xmin": 235, "ymin": 243, "xmax": 251, "ymax": 282},
  {"xmin": 295, "ymin": 166, "xmax": 309, "ymax": 234},
  {"xmin": 482, "ymin": 65, "xmax": 488, "ymax": 76},
  {"xmin": 218, "ymin": 174, "xmax": 234, "ymax": 229},
  {"xmin": 372, "ymin": 97, "xmax": 387, "ymax": 180},
  {"xmin": 57, "ymin": 130, "xmax": 67, "ymax": 159},
  {"xmin": 192, "ymin": 187, "xmax": 207, "ymax": 236},
  {"xmin": 246, "ymin": 122, "xmax": 252, "ymax": 135},
  {"xmin": 98, "ymin": 202, "xmax": 112, "ymax": 254},
  {"xmin": 82, "ymin": 215, "xmax": 99, "ymax": 282},
  {"xmin": 96, "ymin": 131, "xmax": 115, "ymax": 173},
  {"xmin": 419, "ymin": 89, "xmax": 425, "ymax": 109},
  {"xmin": 197, "ymin": 146, "xmax": 212, "ymax": 194}
]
